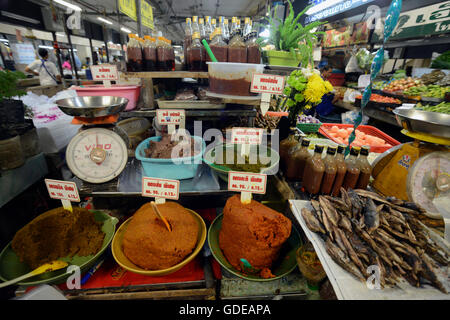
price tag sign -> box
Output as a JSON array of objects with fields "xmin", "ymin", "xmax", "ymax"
[
  {"xmin": 90, "ymin": 64, "xmax": 118, "ymax": 86},
  {"xmin": 156, "ymin": 109, "xmax": 185, "ymax": 134},
  {"xmin": 231, "ymin": 127, "xmax": 264, "ymax": 145},
  {"xmin": 250, "ymin": 74, "xmax": 285, "ymax": 94},
  {"xmin": 228, "ymin": 172, "xmax": 267, "ymax": 204},
  {"xmin": 45, "ymin": 179, "xmax": 80, "ymax": 212},
  {"xmin": 142, "ymin": 177, "xmax": 180, "ymax": 202}
]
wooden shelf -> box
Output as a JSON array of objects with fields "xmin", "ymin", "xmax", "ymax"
[{"xmin": 123, "ymin": 71, "xmax": 209, "ymax": 79}]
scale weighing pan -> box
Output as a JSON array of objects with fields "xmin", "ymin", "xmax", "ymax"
[
  {"xmin": 55, "ymin": 96, "xmax": 129, "ymax": 118},
  {"xmin": 393, "ymin": 108, "xmax": 450, "ymax": 138}
]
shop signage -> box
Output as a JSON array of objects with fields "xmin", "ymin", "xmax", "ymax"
[
  {"xmin": 90, "ymin": 64, "xmax": 118, "ymax": 81},
  {"xmin": 231, "ymin": 127, "xmax": 264, "ymax": 145},
  {"xmin": 156, "ymin": 109, "xmax": 185, "ymax": 125},
  {"xmin": 141, "ymin": 0, "xmax": 154, "ymax": 30},
  {"xmin": 389, "ymin": 1, "xmax": 450, "ymax": 40},
  {"xmin": 10, "ymin": 43, "xmax": 35, "ymax": 64},
  {"xmin": 228, "ymin": 172, "xmax": 267, "ymax": 195},
  {"xmin": 119, "ymin": 0, "xmax": 137, "ymax": 21},
  {"xmin": 45, "ymin": 179, "xmax": 80, "ymax": 202},
  {"xmin": 306, "ymin": 0, "xmax": 375, "ymax": 24},
  {"xmin": 250, "ymin": 74, "xmax": 285, "ymax": 95},
  {"xmin": 142, "ymin": 177, "xmax": 180, "ymax": 200}
]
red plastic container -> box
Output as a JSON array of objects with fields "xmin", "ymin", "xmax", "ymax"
[
  {"xmin": 319, "ymin": 123, "xmax": 400, "ymax": 153},
  {"xmin": 73, "ymin": 85, "xmax": 141, "ymax": 111},
  {"xmin": 328, "ymin": 73, "xmax": 345, "ymax": 86}
]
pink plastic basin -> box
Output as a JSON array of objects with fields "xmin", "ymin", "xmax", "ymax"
[{"xmin": 73, "ymin": 85, "xmax": 141, "ymax": 111}]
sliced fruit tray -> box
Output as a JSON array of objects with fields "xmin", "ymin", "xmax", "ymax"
[{"xmin": 319, "ymin": 123, "xmax": 400, "ymax": 153}]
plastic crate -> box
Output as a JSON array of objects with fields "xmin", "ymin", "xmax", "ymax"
[
  {"xmin": 296, "ymin": 122, "xmax": 322, "ymax": 133},
  {"xmin": 319, "ymin": 123, "xmax": 400, "ymax": 153}
]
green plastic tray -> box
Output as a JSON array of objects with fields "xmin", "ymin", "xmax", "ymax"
[
  {"xmin": 296, "ymin": 122, "xmax": 322, "ymax": 133},
  {"xmin": 208, "ymin": 214, "xmax": 301, "ymax": 282},
  {"xmin": 0, "ymin": 210, "xmax": 118, "ymax": 286}
]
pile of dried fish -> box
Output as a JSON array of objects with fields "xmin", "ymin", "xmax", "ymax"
[
  {"xmin": 255, "ymin": 110, "xmax": 281, "ymax": 132},
  {"xmin": 301, "ymin": 188, "xmax": 449, "ymax": 293}
]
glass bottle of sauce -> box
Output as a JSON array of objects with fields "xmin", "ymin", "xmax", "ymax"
[
  {"xmin": 208, "ymin": 27, "xmax": 227, "ymax": 62},
  {"xmin": 342, "ymin": 147, "xmax": 361, "ymax": 190},
  {"xmin": 143, "ymin": 36, "xmax": 156, "ymax": 71},
  {"xmin": 205, "ymin": 16, "xmax": 213, "ymax": 43},
  {"xmin": 286, "ymin": 138, "xmax": 311, "ymax": 181},
  {"xmin": 166, "ymin": 39, "xmax": 175, "ymax": 71},
  {"xmin": 188, "ymin": 32, "xmax": 203, "ymax": 71},
  {"xmin": 284, "ymin": 134, "xmax": 301, "ymax": 180},
  {"xmin": 228, "ymin": 18, "xmax": 247, "ymax": 63},
  {"xmin": 246, "ymin": 21, "xmax": 261, "ymax": 64},
  {"xmin": 156, "ymin": 36, "xmax": 167, "ymax": 71},
  {"xmin": 279, "ymin": 131, "xmax": 298, "ymax": 170},
  {"xmin": 184, "ymin": 18, "xmax": 192, "ymax": 70},
  {"xmin": 303, "ymin": 145, "xmax": 325, "ymax": 195},
  {"xmin": 211, "ymin": 18, "xmax": 217, "ymax": 31},
  {"xmin": 222, "ymin": 17, "xmax": 230, "ymax": 43},
  {"xmin": 243, "ymin": 17, "xmax": 252, "ymax": 39},
  {"xmin": 199, "ymin": 18, "xmax": 208, "ymax": 71},
  {"xmin": 356, "ymin": 146, "xmax": 372, "ymax": 190},
  {"xmin": 191, "ymin": 16, "xmax": 200, "ymax": 33},
  {"xmin": 320, "ymin": 147, "xmax": 337, "ymax": 195},
  {"xmin": 126, "ymin": 34, "xmax": 143, "ymax": 72},
  {"xmin": 331, "ymin": 145, "xmax": 347, "ymax": 196}
]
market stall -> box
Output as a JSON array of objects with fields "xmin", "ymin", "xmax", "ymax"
[{"xmin": 0, "ymin": 0, "xmax": 449, "ymax": 304}]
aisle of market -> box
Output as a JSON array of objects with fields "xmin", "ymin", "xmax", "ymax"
[{"xmin": 0, "ymin": 0, "xmax": 448, "ymax": 302}]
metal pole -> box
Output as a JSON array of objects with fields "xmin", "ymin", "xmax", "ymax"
[
  {"xmin": 51, "ymin": 31, "xmax": 65, "ymax": 87},
  {"xmin": 62, "ymin": 14, "xmax": 79, "ymax": 84},
  {"xmin": 136, "ymin": 0, "xmax": 142, "ymax": 37}
]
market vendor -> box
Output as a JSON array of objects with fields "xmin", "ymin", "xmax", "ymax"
[
  {"xmin": 25, "ymin": 48, "xmax": 61, "ymax": 86},
  {"xmin": 314, "ymin": 66, "xmax": 339, "ymax": 117}
]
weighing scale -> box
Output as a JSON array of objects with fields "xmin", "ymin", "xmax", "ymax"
[
  {"xmin": 372, "ymin": 108, "xmax": 450, "ymax": 219},
  {"xmin": 56, "ymin": 96, "xmax": 129, "ymax": 185}
]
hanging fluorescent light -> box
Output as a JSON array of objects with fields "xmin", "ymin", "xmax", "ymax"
[
  {"xmin": 120, "ymin": 27, "xmax": 131, "ymax": 33},
  {"xmin": 39, "ymin": 45, "xmax": 54, "ymax": 50},
  {"xmin": 98, "ymin": 17, "xmax": 113, "ymax": 25},
  {"xmin": 53, "ymin": 0, "xmax": 82, "ymax": 12},
  {"xmin": 0, "ymin": 39, "xmax": 9, "ymax": 42},
  {"xmin": 1, "ymin": 11, "xmax": 40, "ymax": 24}
]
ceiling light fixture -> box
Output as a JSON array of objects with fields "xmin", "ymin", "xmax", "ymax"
[
  {"xmin": 120, "ymin": 27, "xmax": 132, "ymax": 33},
  {"xmin": 97, "ymin": 17, "xmax": 113, "ymax": 25},
  {"xmin": 53, "ymin": 0, "xmax": 82, "ymax": 12}
]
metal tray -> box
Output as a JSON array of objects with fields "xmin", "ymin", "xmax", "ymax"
[
  {"xmin": 55, "ymin": 96, "xmax": 129, "ymax": 118},
  {"xmin": 156, "ymin": 99, "xmax": 225, "ymax": 109},
  {"xmin": 393, "ymin": 108, "xmax": 450, "ymax": 138}
]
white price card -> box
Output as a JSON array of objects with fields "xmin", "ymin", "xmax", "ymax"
[
  {"xmin": 250, "ymin": 74, "xmax": 285, "ymax": 94},
  {"xmin": 45, "ymin": 179, "xmax": 80, "ymax": 202},
  {"xmin": 231, "ymin": 127, "xmax": 264, "ymax": 145},
  {"xmin": 90, "ymin": 64, "xmax": 119, "ymax": 81},
  {"xmin": 228, "ymin": 172, "xmax": 267, "ymax": 194},
  {"xmin": 156, "ymin": 109, "xmax": 185, "ymax": 125},
  {"xmin": 142, "ymin": 177, "xmax": 180, "ymax": 200}
]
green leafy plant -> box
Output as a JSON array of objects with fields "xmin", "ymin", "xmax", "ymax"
[
  {"xmin": 0, "ymin": 70, "xmax": 26, "ymax": 101},
  {"xmin": 259, "ymin": 0, "xmax": 326, "ymax": 66}
]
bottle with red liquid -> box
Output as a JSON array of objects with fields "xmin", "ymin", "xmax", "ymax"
[
  {"xmin": 207, "ymin": 27, "xmax": 227, "ymax": 62},
  {"xmin": 355, "ymin": 146, "xmax": 372, "ymax": 190},
  {"xmin": 156, "ymin": 36, "xmax": 167, "ymax": 71},
  {"xmin": 143, "ymin": 36, "xmax": 157, "ymax": 71},
  {"xmin": 126, "ymin": 34, "xmax": 143, "ymax": 72},
  {"xmin": 331, "ymin": 145, "xmax": 347, "ymax": 196},
  {"xmin": 286, "ymin": 138, "xmax": 311, "ymax": 181},
  {"xmin": 184, "ymin": 18, "xmax": 192, "ymax": 70},
  {"xmin": 188, "ymin": 32, "xmax": 203, "ymax": 71},
  {"xmin": 199, "ymin": 18, "xmax": 208, "ymax": 71},
  {"xmin": 166, "ymin": 39, "xmax": 175, "ymax": 71},
  {"xmin": 320, "ymin": 146, "xmax": 337, "ymax": 195},
  {"xmin": 342, "ymin": 146, "xmax": 361, "ymax": 190},
  {"xmin": 228, "ymin": 17, "xmax": 247, "ymax": 63},
  {"xmin": 303, "ymin": 145, "xmax": 325, "ymax": 195},
  {"xmin": 246, "ymin": 20, "xmax": 261, "ymax": 64}
]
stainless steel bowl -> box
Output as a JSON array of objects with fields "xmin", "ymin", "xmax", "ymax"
[
  {"xmin": 393, "ymin": 108, "xmax": 450, "ymax": 138},
  {"xmin": 55, "ymin": 96, "xmax": 129, "ymax": 118}
]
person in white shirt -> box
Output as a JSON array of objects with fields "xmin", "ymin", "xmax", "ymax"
[{"xmin": 25, "ymin": 48, "xmax": 61, "ymax": 86}]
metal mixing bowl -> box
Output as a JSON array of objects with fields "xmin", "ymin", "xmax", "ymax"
[
  {"xmin": 55, "ymin": 96, "xmax": 129, "ymax": 118},
  {"xmin": 393, "ymin": 108, "xmax": 450, "ymax": 138}
]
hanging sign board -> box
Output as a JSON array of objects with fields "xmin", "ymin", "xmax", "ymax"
[
  {"xmin": 10, "ymin": 43, "xmax": 35, "ymax": 65},
  {"xmin": 119, "ymin": 0, "xmax": 137, "ymax": 21},
  {"xmin": 141, "ymin": 0, "xmax": 155, "ymax": 30}
]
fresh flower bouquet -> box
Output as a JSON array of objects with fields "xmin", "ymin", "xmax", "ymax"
[{"xmin": 282, "ymin": 68, "xmax": 333, "ymax": 125}]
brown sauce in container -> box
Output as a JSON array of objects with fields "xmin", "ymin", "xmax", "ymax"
[
  {"xmin": 356, "ymin": 146, "xmax": 372, "ymax": 190},
  {"xmin": 331, "ymin": 145, "xmax": 347, "ymax": 196},
  {"xmin": 286, "ymin": 138, "xmax": 311, "ymax": 181},
  {"xmin": 320, "ymin": 147, "xmax": 337, "ymax": 195},
  {"xmin": 228, "ymin": 47, "xmax": 247, "ymax": 63},
  {"xmin": 342, "ymin": 147, "xmax": 360, "ymax": 190},
  {"xmin": 280, "ymin": 134, "xmax": 299, "ymax": 170},
  {"xmin": 144, "ymin": 47, "xmax": 156, "ymax": 71},
  {"xmin": 209, "ymin": 44, "xmax": 227, "ymax": 62},
  {"xmin": 303, "ymin": 145, "xmax": 325, "ymax": 195}
]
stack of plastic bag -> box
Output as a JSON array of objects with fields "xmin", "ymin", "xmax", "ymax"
[{"xmin": 16, "ymin": 90, "xmax": 81, "ymax": 154}]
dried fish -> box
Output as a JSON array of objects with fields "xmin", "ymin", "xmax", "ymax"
[
  {"xmin": 376, "ymin": 229, "xmax": 407, "ymax": 250},
  {"xmin": 338, "ymin": 214, "xmax": 353, "ymax": 233},
  {"xmin": 319, "ymin": 196, "xmax": 340, "ymax": 227},
  {"xmin": 348, "ymin": 189, "xmax": 364, "ymax": 218},
  {"xmin": 325, "ymin": 238, "xmax": 365, "ymax": 282},
  {"xmin": 321, "ymin": 206, "xmax": 334, "ymax": 241},
  {"xmin": 324, "ymin": 195, "xmax": 351, "ymax": 212},
  {"xmin": 336, "ymin": 228, "xmax": 365, "ymax": 273},
  {"xmin": 363, "ymin": 198, "xmax": 380, "ymax": 234},
  {"xmin": 419, "ymin": 253, "xmax": 448, "ymax": 294},
  {"xmin": 333, "ymin": 227, "xmax": 348, "ymax": 254},
  {"xmin": 340, "ymin": 187, "xmax": 352, "ymax": 210},
  {"xmin": 301, "ymin": 208, "xmax": 326, "ymax": 234},
  {"xmin": 310, "ymin": 199, "xmax": 322, "ymax": 222}
]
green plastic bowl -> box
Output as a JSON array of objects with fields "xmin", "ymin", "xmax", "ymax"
[
  {"xmin": 208, "ymin": 214, "xmax": 301, "ymax": 282},
  {"xmin": 0, "ymin": 210, "xmax": 118, "ymax": 286}
]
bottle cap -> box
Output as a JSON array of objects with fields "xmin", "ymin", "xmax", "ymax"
[
  {"xmin": 186, "ymin": 17, "xmax": 191, "ymax": 24},
  {"xmin": 144, "ymin": 35, "xmax": 151, "ymax": 40},
  {"xmin": 245, "ymin": 17, "xmax": 250, "ymax": 24},
  {"xmin": 128, "ymin": 33, "xmax": 134, "ymax": 38},
  {"xmin": 232, "ymin": 17, "xmax": 236, "ymax": 23},
  {"xmin": 360, "ymin": 146, "xmax": 370, "ymax": 156},
  {"xmin": 314, "ymin": 145, "xmax": 324, "ymax": 154},
  {"xmin": 224, "ymin": 18, "xmax": 229, "ymax": 24},
  {"xmin": 327, "ymin": 146, "xmax": 337, "ymax": 155},
  {"xmin": 337, "ymin": 145, "xmax": 345, "ymax": 154},
  {"xmin": 158, "ymin": 36, "xmax": 164, "ymax": 41},
  {"xmin": 193, "ymin": 16, "xmax": 198, "ymax": 22},
  {"xmin": 212, "ymin": 18, "xmax": 216, "ymax": 25},
  {"xmin": 199, "ymin": 18, "xmax": 204, "ymax": 24},
  {"xmin": 350, "ymin": 146, "xmax": 361, "ymax": 156},
  {"xmin": 205, "ymin": 16, "xmax": 210, "ymax": 22},
  {"xmin": 301, "ymin": 138, "xmax": 311, "ymax": 147}
]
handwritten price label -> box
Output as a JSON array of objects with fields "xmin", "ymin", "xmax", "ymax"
[
  {"xmin": 156, "ymin": 109, "xmax": 185, "ymax": 125},
  {"xmin": 231, "ymin": 127, "xmax": 264, "ymax": 145},
  {"xmin": 142, "ymin": 177, "xmax": 180, "ymax": 200},
  {"xmin": 228, "ymin": 172, "xmax": 267, "ymax": 194},
  {"xmin": 90, "ymin": 64, "xmax": 118, "ymax": 81},
  {"xmin": 250, "ymin": 74, "xmax": 285, "ymax": 94},
  {"xmin": 44, "ymin": 179, "xmax": 80, "ymax": 202}
]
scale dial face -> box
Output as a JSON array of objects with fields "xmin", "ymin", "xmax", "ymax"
[
  {"xmin": 66, "ymin": 127, "xmax": 128, "ymax": 184},
  {"xmin": 407, "ymin": 151, "xmax": 450, "ymax": 219}
]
